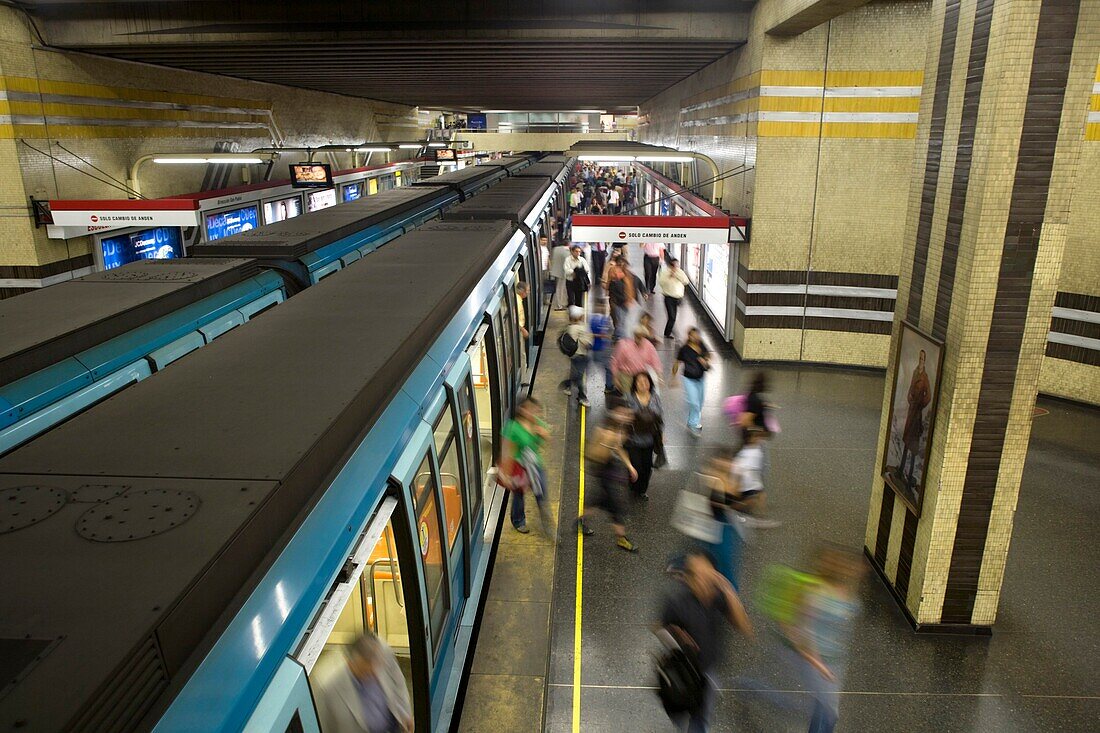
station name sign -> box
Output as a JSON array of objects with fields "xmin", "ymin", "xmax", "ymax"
[{"xmin": 571, "ymin": 214, "xmax": 732, "ymax": 246}]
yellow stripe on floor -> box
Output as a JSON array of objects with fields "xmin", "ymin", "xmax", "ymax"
[{"xmin": 572, "ymin": 405, "xmax": 586, "ymax": 732}]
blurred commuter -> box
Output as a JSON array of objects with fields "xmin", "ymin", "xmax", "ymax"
[
  {"xmin": 611, "ymin": 326, "xmax": 662, "ymax": 396},
  {"xmin": 660, "ymin": 549, "xmax": 752, "ymax": 733},
  {"xmin": 672, "ymin": 327, "xmax": 711, "ymax": 436},
  {"xmin": 638, "ymin": 312, "xmax": 660, "ymax": 346},
  {"xmin": 625, "ymin": 372, "xmax": 663, "ymax": 501},
  {"xmin": 695, "ymin": 450, "xmax": 746, "ymax": 590},
  {"xmin": 550, "ymin": 243, "xmax": 569, "ymax": 310},
  {"xmin": 589, "ymin": 300, "xmax": 615, "ymax": 394},
  {"xmin": 658, "ymin": 258, "xmax": 690, "ymax": 339},
  {"xmin": 559, "ymin": 306, "xmax": 594, "ymax": 407},
  {"xmin": 608, "ymin": 185, "xmax": 621, "ymax": 214},
  {"xmin": 563, "ymin": 244, "xmax": 591, "ymax": 308},
  {"xmin": 605, "ymin": 256, "xmax": 636, "ymax": 340},
  {"xmin": 642, "ymin": 241, "xmax": 663, "ymax": 297},
  {"xmin": 314, "ymin": 632, "xmax": 413, "ymax": 733},
  {"xmin": 591, "ymin": 241, "xmax": 609, "ymax": 285},
  {"xmin": 740, "ymin": 370, "xmax": 773, "ymax": 438},
  {"xmin": 569, "ymin": 187, "xmax": 583, "ymax": 214},
  {"xmin": 775, "ymin": 546, "xmax": 863, "ymax": 733},
  {"xmin": 500, "ymin": 397, "xmax": 550, "ymax": 534},
  {"xmin": 577, "ymin": 404, "xmax": 638, "ymax": 552}
]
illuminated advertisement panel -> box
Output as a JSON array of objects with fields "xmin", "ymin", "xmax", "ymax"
[
  {"xmin": 100, "ymin": 226, "xmax": 182, "ymax": 270},
  {"xmin": 205, "ymin": 205, "xmax": 259, "ymax": 241}
]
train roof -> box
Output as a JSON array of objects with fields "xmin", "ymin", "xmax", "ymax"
[
  {"xmin": 0, "ymin": 258, "xmax": 258, "ymax": 385},
  {"xmin": 0, "ymin": 219, "xmax": 515, "ymax": 733},
  {"xmin": 511, "ymin": 162, "xmax": 569, "ymax": 182},
  {"xmin": 443, "ymin": 177, "xmax": 552, "ymax": 225},
  {"xmin": 188, "ymin": 186, "xmax": 449, "ymax": 260}
]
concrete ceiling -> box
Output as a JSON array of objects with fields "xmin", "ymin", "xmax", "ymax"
[{"xmin": 22, "ymin": 1, "xmax": 752, "ymax": 112}]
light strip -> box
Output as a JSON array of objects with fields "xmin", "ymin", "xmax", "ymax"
[
  {"xmin": 398, "ymin": 143, "xmax": 423, "ymax": 149},
  {"xmin": 577, "ymin": 154, "xmax": 634, "ymax": 162},
  {"xmin": 152, "ymin": 156, "xmax": 264, "ymax": 164},
  {"xmin": 635, "ymin": 155, "xmax": 694, "ymax": 163},
  {"xmin": 353, "ymin": 147, "xmax": 394, "ymax": 153},
  {"xmin": 153, "ymin": 157, "xmax": 208, "ymax": 164}
]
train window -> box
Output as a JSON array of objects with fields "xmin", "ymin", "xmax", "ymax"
[
  {"xmin": 307, "ymin": 514, "xmax": 414, "ymax": 732},
  {"xmin": 455, "ymin": 375, "xmax": 483, "ymax": 524},
  {"xmin": 413, "ymin": 452, "xmax": 449, "ymax": 654},
  {"xmin": 432, "ymin": 405, "xmax": 465, "ymax": 551}
]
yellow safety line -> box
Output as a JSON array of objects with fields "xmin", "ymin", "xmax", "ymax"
[{"xmin": 572, "ymin": 405, "xmax": 586, "ymax": 732}]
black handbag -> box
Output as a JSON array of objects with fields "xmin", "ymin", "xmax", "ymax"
[{"xmin": 653, "ymin": 431, "xmax": 668, "ymax": 469}]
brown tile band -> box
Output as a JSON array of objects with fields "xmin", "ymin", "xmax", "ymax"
[
  {"xmin": 932, "ymin": 0, "xmax": 996, "ymax": 342},
  {"xmin": 0, "ymin": 253, "xmax": 93, "ymax": 280},
  {"xmin": 1054, "ymin": 291, "xmax": 1100, "ymax": 312},
  {"xmin": 742, "ymin": 315, "xmax": 893, "ymax": 335},
  {"xmin": 874, "ymin": 487, "xmax": 894, "ymax": 565},
  {"xmin": 744, "ymin": 270, "xmax": 898, "ymax": 289},
  {"xmin": 906, "ymin": 0, "xmax": 963, "ymax": 322},
  {"xmin": 1045, "ymin": 342, "xmax": 1100, "ymax": 367},
  {"xmin": 1050, "ymin": 317, "xmax": 1100, "ymax": 341},
  {"xmin": 894, "ymin": 510, "xmax": 920, "ymax": 599},
  {"xmin": 941, "ymin": 0, "xmax": 1080, "ymax": 626}
]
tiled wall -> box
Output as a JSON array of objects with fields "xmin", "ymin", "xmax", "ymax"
[
  {"xmin": 640, "ymin": 0, "xmax": 1100, "ymax": 404},
  {"xmin": 0, "ymin": 6, "xmax": 419, "ymax": 284}
]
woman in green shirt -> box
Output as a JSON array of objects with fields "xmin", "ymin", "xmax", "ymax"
[{"xmin": 501, "ymin": 397, "xmax": 550, "ymax": 534}]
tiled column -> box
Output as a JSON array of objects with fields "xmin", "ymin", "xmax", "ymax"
[{"xmin": 864, "ymin": 0, "xmax": 1096, "ymax": 630}]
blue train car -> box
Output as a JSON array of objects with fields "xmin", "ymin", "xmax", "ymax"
[
  {"xmin": 0, "ymin": 157, "xmax": 556, "ymax": 458},
  {"xmin": 0, "ymin": 166, "xmax": 565, "ymax": 732}
]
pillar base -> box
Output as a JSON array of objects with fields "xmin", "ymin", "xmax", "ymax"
[{"xmin": 863, "ymin": 548, "xmax": 992, "ymax": 637}]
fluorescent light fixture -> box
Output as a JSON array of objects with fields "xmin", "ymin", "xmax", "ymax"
[
  {"xmin": 427, "ymin": 142, "xmax": 447, "ymax": 148},
  {"xmin": 152, "ymin": 156, "xmax": 263, "ymax": 164},
  {"xmin": 596, "ymin": 161, "xmax": 632, "ymax": 167},
  {"xmin": 578, "ymin": 154, "xmax": 634, "ymax": 162},
  {"xmin": 636, "ymin": 155, "xmax": 694, "ymax": 163},
  {"xmin": 398, "ymin": 143, "xmax": 423, "ymax": 149},
  {"xmin": 354, "ymin": 147, "xmax": 393, "ymax": 153}
]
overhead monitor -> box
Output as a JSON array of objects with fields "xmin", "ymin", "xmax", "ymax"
[
  {"xmin": 263, "ymin": 194, "xmax": 303, "ymax": 224},
  {"xmin": 307, "ymin": 188, "xmax": 338, "ymax": 212},
  {"xmin": 100, "ymin": 226, "xmax": 183, "ymax": 270},
  {"xmin": 290, "ymin": 162, "xmax": 334, "ymax": 188},
  {"xmin": 205, "ymin": 205, "xmax": 259, "ymax": 241},
  {"xmin": 434, "ymin": 148, "xmax": 457, "ymax": 162}
]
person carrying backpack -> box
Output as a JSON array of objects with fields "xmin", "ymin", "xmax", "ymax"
[
  {"xmin": 499, "ymin": 398, "xmax": 551, "ymax": 534},
  {"xmin": 558, "ymin": 306, "xmax": 594, "ymax": 407},
  {"xmin": 659, "ymin": 548, "xmax": 752, "ymax": 732}
]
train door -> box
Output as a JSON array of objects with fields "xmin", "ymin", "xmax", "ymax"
[
  {"xmin": 513, "ymin": 260, "xmax": 531, "ymax": 373},
  {"xmin": 428, "ymin": 386, "xmax": 469, "ymax": 611},
  {"xmin": 291, "ymin": 496, "xmax": 426, "ymax": 733},
  {"xmin": 466, "ymin": 322, "xmax": 501, "ymax": 532},
  {"xmin": 496, "ymin": 289, "xmax": 516, "ymax": 413}
]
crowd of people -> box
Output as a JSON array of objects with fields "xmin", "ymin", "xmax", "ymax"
[{"xmin": 507, "ymin": 164, "xmax": 864, "ymax": 733}]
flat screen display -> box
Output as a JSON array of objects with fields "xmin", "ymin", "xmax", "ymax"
[
  {"xmin": 342, "ymin": 182, "xmax": 363, "ymax": 202},
  {"xmin": 290, "ymin": 162, "xmax": 334, "ymax": 188},
  {"xmin": 307, "ymin": 188, "xmax": 337, "ymax": 212},
  {"xmin": 435, "ymin": 148, "xmax": 456, "ymax": 162},
  {"xmin": 100, "ymin": 226, "xmax": 183, "ymax": 270},
  {"xmin": 467, "ymin": 113, "xmax": 487, "ymax": 130},
  {"xmin": 263, "ymin": 195, "xmax": 302, "ymax": 224},
  {"xmin": 205, "ymin": 205, "xmax": 259, "ymax": 241}
]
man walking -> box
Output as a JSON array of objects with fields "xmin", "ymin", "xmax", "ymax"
[{"xmin": 658, "ymin": 257, "xmax": 690, "ymax": 339}]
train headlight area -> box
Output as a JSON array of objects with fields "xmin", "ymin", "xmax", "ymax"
[
  {"xmin": 0, "ymin": 156, "xmax": 568, "ymax": 733},
  {"xmin": 0, "ymin": 153, "xmax": 565, "ymax": 460}
]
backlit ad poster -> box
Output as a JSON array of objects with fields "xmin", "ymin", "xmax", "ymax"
[{"xmin": 882, "ymin": 321, "xmax": 945, "ymax": 515}]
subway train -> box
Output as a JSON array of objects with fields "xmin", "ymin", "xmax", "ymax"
[
  {"xmin": 0, "ymin": 159, "xmax": 569, "ymax": 732},
  {"xmin": 0, "ymin": 154, "xmax": 567, "ymax": 456}
]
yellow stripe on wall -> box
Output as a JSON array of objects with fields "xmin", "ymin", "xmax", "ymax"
[
  {"xmin": 5, "ymin": 124, "xmax": 270, "ymax": 139},
  {"xmin": 0, "ymin": 75, "xmax": 268, "ymax": 111}
]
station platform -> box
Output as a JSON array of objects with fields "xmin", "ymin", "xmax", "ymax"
[{"xmin": 458, "ymin": 248, "xmax": 1100, "ymax": 733}]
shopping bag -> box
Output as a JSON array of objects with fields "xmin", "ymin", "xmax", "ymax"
[{"xmin": 670, "ymin": 475, "xmax": 722, "ymax": 543}]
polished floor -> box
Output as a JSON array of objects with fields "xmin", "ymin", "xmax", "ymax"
[{"xmin": 462, "ymin": 252, "xmax": 1100, "ymax": 733}]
